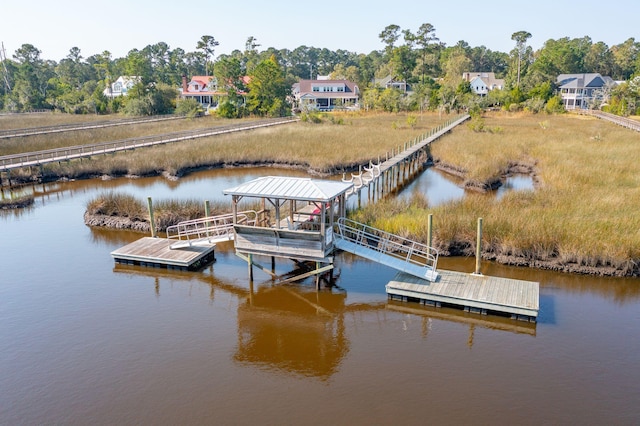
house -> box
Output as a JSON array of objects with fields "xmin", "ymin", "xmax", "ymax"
[
  {"xmin": 292, "ymin": 79, "xmax": 359, "ymax": 112},
  {"xmin": 179, "ymin": 75, "xmax": 248, "ymax": 110},
  {"xmin": 103, "ymin": 76, "xmax": 140, "ymax": 98},
  {"xmin": 462, "ymin": 72, "xmax": 505, "ymax": 96},
  {"xmin": 374, "ymin": 75, "xmax": 410, "ymax": 93},
  {"xmin": 556, "ymin": 73, "xmax": 615, "ymax": 110}
]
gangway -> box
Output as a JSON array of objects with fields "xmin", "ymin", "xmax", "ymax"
[
  {"xmin": 334, "ymin": 217, "xmax": 439, "ymax": 282},
  {"xmin": 166, "ymin": 210, "xmax": 257, "ymax": 249}
]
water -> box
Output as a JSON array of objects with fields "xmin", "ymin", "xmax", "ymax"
[{"xmin": 1, "ymin": 168, "xmax": 639, "ymax": 425}]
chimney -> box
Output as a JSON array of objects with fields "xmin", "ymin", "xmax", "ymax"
[{"xmin": 182, "ymin": 75, "xmax": 188, "ymax": 93}]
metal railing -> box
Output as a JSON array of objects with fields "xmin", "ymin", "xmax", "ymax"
[
  {"xmin": 334, "ymin": 217, "xmax": 438, "ymax": 273},
  {"xmin": 0, "ymin": 117, "xmax": 298, "ymax": 171},
  {"xmin": 166, "ymin": 211, "xmax": 257, "ymax": 244}
]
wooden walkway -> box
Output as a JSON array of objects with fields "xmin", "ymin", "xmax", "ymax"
[
  {"xmin": 0, "ymin": 114, "xmax": 186, "ymax": 139},
  {"xmin": 576, "ymin": 110, "xmax": 640, "ymax": 132},
  {"xmin": 0, "ymin": 117, "xmax": 298, "ymax": 173},
  {"xmin": 386, "ymin": 270, "xmax": 539, "ymax": 321},
  {"xmin": 111, "ymin": 237, "xmax": 216, "ymax": 271}
]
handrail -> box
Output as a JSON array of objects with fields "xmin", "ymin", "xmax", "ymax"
[
  {"xmin": 166, "ymin": 210, "xmax": 257, "ymax": 242},
  {"xmin": 576, "ymin": 110, "xmax": 640, "ymax": 132},
  {"xmin": 334, "ymin": 217, "xmax": 438, "ymax": 273}
]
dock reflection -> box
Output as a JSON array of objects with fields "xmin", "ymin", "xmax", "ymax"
[{"xmin": 113, "ymin": 264, "xmax": 537, "ymax": 380}]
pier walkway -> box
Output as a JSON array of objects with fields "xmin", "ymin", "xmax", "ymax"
[
  {"xmin": 576, "ymin": 110, "xmax": 640, "ymax": 132},
  {"xmin": 343, "ymin": 114, "xmax": 470, "ymax": 201},
  {"xmin": 334, "ymin": 217, "xmax": 439, "ymax": 282},
  {"xmin": 0, "ymin": 117, "xmax": 298, "ymax": 176}
]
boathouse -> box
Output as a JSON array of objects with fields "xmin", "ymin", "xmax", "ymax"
[{"xmin": 223, "ymin": 176, "xmax": 353, "ymax": 282}]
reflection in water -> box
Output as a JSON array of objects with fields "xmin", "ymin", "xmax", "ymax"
[{"xmin": 235, "ymin": 285, "xmax": 349, "ymax": 381}]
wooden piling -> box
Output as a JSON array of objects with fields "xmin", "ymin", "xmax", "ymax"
[
  {"xmin": 147, "ymin": 197, "xmax": 157, "ymax": 238},
  {"xmin": 474, "ymin": 217, "xmax": 483, "ymax": 275}
]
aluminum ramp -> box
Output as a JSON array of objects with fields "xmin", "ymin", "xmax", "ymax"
[
  {"xmin": 166, "ymin": 211, "xmax": 257, "ymax": 249},
  {"xmin": 334, "ymin": 217, "xmax": 439, "ymax": 282}
]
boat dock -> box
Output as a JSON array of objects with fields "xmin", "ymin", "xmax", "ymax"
[
  {"xmin": 111, "ymin": 237, "xmax": 216, "ymax": 271},
  {"xmin": 386, "ymin": 270, "xmax": 539, "ymax": 321}
]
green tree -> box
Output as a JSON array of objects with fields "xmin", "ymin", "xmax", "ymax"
[
  {"xmin": 247, "ymin": 55, "xmax": 289, "ymax": 117},
  {"xmin": 511, "ymin": 31, "xmax": 532, "ymax": 88},
  {"xmin": 197, "ymin": 35, "xmax": 219, "ymax": 76}
]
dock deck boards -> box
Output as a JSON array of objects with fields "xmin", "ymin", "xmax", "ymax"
[
  {"xmin": 111, "ymin": 237, "xmax": 216, "ymax": 270},
  {"xmin": 386, "ymin": 270, "xmax": 539, "ymax": 320}
]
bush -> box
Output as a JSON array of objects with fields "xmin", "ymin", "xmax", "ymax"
[{"xmin": 175, "ymin": 98, "xmax": 203, "ymax": 118}]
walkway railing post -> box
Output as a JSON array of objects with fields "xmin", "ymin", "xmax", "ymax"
[{"xmin": 427, "ymin": 214, "xmax": 433, "ymax": 249}]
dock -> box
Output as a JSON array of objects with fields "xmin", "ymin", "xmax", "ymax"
[
  {"xmin": 386, "ymin": 270, "xmax": 539, "ymax": 321},
  {"xmin": 111, "ymin": 237, "xmax": 216, "ymax": 271}
]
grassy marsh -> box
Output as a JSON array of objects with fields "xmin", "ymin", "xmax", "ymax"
[{"xmin": 355, "ymin": 112, "xmax": 640, "ymax": 276}]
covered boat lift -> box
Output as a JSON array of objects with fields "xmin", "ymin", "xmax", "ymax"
[{"xmin": 223, "ymin": 176, "xmax": 353, "ymax": 284}]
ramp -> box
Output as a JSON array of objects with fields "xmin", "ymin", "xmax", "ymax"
[
  {"xmin": 334, "ymin": 218, "xmax": 438, "ymax": 282},
  {"xmin": 166, "ymin": 210, "xmax": 256, "ymax": 249}
]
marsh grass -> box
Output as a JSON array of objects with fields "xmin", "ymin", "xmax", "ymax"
[
  {"xmin": 85, "ymin": 192, "xmax": 246, "ymax": 231},
  {"xmin": 0, "ymin": 115, "xmax": 247, "ymax": 156},
  {"xmin": 27, "ymin": 112, "xmax": 448, "ymax": 179},
  {"xmin": 357, "ymin": 112, "xmax": 640, "ymax": 275}
]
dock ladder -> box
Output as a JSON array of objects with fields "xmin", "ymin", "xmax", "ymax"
[
  {"xmin": 166, "ymin": 210, "xmax": 257, "ymax": 249},
  {"xmin": 334, "ymin": 217, "xmax": 439, "ymax": 282}
]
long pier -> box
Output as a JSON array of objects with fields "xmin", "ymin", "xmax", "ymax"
[
  {"xmin": 0, "ymin": 117, "xmax": 298, "ymax": 183},
  {"xmin": 576, "ymin": 110, "xmax": 640, "ymax": 132},
  {"xmin": 0, "ymin": 114, "xmax": 187, "ymax": 139},
  {"xmin": 344, "ymin": 114, "xmax": 470, "ymax": 205}
]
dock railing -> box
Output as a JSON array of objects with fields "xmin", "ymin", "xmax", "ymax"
[
  {"xmin": 334, "ymin": 217, "xmax": 438, "ymax": 277},
  {"xmin": 166, "ymin": 210, "xmax": 257, "ymax": 247}
]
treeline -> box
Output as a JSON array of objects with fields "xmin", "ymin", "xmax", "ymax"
[{"xmin": 1, "ymin": 25, "xmax": 639, "ymax": 116}]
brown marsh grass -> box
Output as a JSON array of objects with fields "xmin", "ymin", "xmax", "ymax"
[
  {"xmin": 357, "ymin": 112, "xmax": 640, "ymax": 275},
  {"xmin": 31, "ymin": 112, "xmax": 448, "ymax": 178},
  {"xmin": 0, "ymin": 114, "xmax": 247, "ymax": 156}
]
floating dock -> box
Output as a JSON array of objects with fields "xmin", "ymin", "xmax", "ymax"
[
  {"xmin": 111, "ymin": 237, "xmax": 216, "ymax": 271},
  {"xmin": 386, "ymin": 270, "xmax": 539, "ymax": 322}
]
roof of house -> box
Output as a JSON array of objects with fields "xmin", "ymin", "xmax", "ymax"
[
  {"xmin": 464, "ymin": 72, "xmax": 504, "ymax": 88},
  {"xmin": 557, "ymin": 73, "xmax": 614, "ymax": 88},
  {"xmin": 223, "ymin": 176, "xmax": 353, "ymax": 202},
  {"xmin": 293, "ymin": 79, "xmax": 359, "ymax": 97}
]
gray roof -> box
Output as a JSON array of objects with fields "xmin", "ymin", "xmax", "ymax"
[{"xmin": 223, "ymin": 176, "xmax": 353, "ymax": 202}]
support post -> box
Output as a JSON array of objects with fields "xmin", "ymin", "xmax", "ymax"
[
  {"xmin": 474, "ymin": 217, "xmax": 483, "ymax": 275},
  {"xmin": 427, "ymin": 214, "xmax": 433, "ymax": 248},
  {"xmin": 248, "ymin": 253, "xmax": 254, "ymax": 281},
  {"xmin": 147, "ymin": 197, "xmax": 157, "ymax": 237}
]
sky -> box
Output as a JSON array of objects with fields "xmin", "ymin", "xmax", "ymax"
[{"xmin": 2, "ymin": 0, "xmax": 638, "ymax": 62}]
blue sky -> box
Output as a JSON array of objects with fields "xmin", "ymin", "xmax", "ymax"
[{"xmin": 3, "ymin": 0, "xmax": 638, "ymax": 61}]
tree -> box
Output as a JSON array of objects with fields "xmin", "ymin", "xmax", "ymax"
[
  {"xmin": 511, "ymin": 31, "xmax": 532, "ymax": 87},
  {"xmin": 196, "ymin": 35, "xmax": 219, "ymax": 76},
  {"xmin": 413, "ymin": 23, "xmax": 439, "ymax": 84},
  {"xmin": 379, "ymin": 25, "xmax": 401, "ymax": 56},
  {"xmin": 247, "ymin": 55, "xmax": 289, "ymax": 117}
]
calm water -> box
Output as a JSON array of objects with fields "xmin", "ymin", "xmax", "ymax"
[{"xmin": 1, "ymin": 167, "xmax": 639, "ymax": 425}]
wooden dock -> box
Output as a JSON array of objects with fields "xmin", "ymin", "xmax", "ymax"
[
  {"xmin": 111, "ymin": 237, "xmax": 216, "ymax": 271},
  {"xmin": 386, "ymin": 270, "xmax": 539, "ymax": 321}
]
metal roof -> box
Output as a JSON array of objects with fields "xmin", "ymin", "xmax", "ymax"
[{"xmin": 223, "ymin": 176, "xmax": 353, "ymax": 202}]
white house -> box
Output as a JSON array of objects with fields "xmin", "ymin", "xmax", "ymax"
[
  {"xmin": 556, "ymin": 73, "xmax": 615, "ymax": 110},
  {"xmin": 374, "ymin": 75, "xmax": 410, "ymax": 93},
  {"xmin": 462, "ymin": 72, "xmax": 505, "ymax": 96},
  {"xmin": 103, "ymin": 76, "xmax": 140, "ymax": 98},
  {"xmin": 179, "ymin": 75, "xmax": 248, "ymax": 110},
  {"xmin": 292, "ymin": 79, "xmax": 359, "ymax": 111}
]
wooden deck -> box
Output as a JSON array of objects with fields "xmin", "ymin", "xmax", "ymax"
[
  {"xmin": 386, "ymin": 270, "xmax": 539, "ymax": 321},
  {"xmin": 111, "ymin": 237, "xmax": 216, "ymax": 271}
]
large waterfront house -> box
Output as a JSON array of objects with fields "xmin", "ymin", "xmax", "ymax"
[
  {"xmin": 462, "ymin": 72, "xmax": 505, "ymax": 96},
  {"xmin": 179, "ymin": 75, "xmax": 248, "ymax": 110},
  {"xmin": 292, "ymin": 79, "xmax": 359, "ymax": 111},
  {"xmin": 556, "ymin": 73, "xmax": 616, "ymax": 110},
  {"xmin": 374, "ymin": 75, "xmax": 410, "ymax": 93},
  {"xmin": 103, "ymin": 76, "xmax": 140, "ymax": 98}
]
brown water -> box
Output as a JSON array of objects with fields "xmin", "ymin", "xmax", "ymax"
[{"xmin": 1, "ymin": 168, "xmax": 639, "ymax": 425}]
